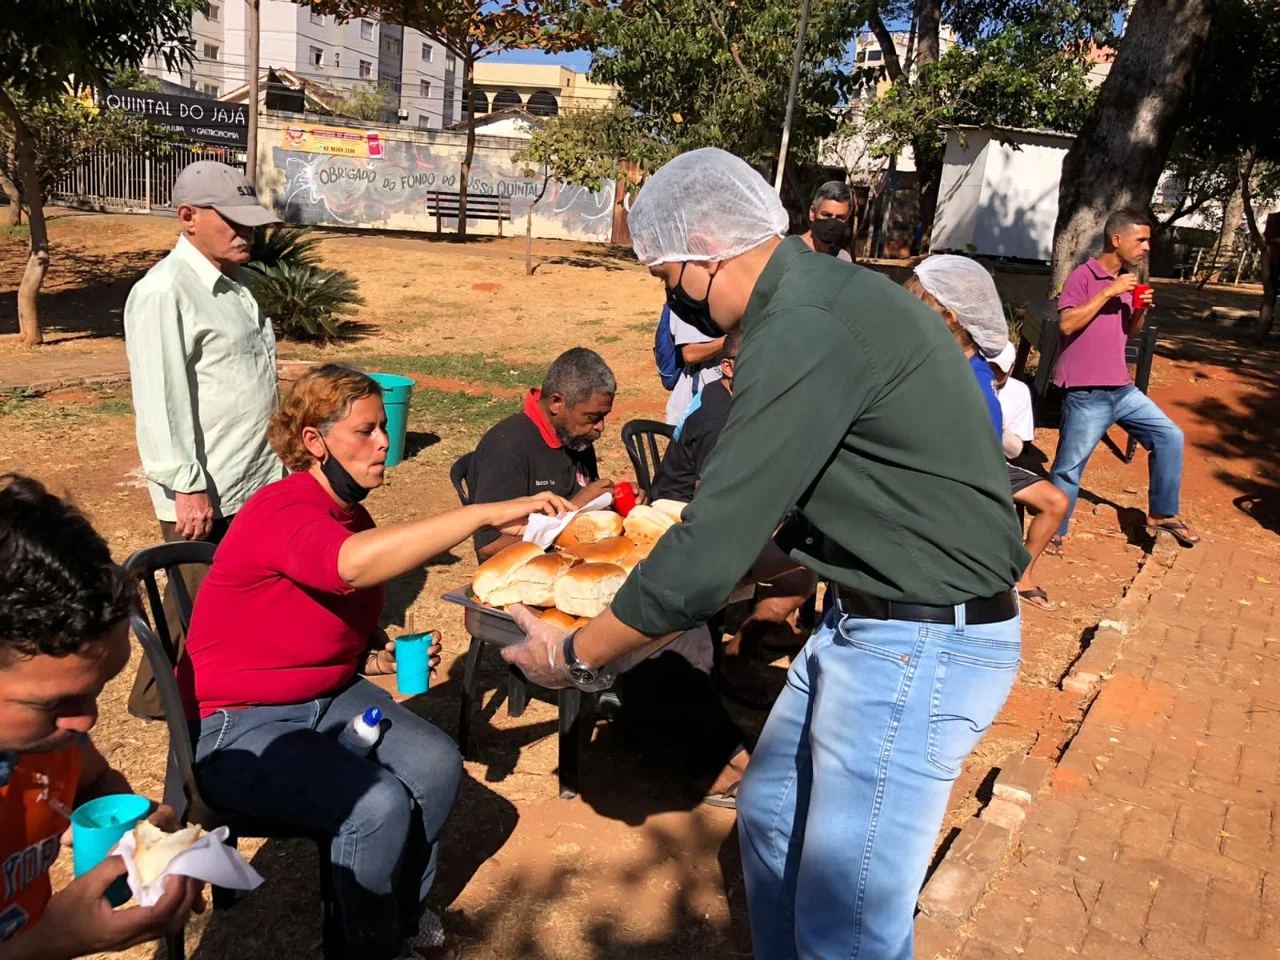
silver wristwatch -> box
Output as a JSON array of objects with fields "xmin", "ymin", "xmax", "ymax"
[{"xmin": 562, "ymin": 629, "xmax": 599, "ymax": 688}]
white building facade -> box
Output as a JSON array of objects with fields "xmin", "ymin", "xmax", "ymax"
[{"xmin": 143, "ymin": 0, "xmax": 463, "ymax": 129}]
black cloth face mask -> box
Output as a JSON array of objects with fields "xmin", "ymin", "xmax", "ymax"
[
  {"xmin": 666, "ymin": 261, "xmax": 725, "ymax": 338},
  {"xmin": 320, "ymin": 442, "xmax": 371, "ymax": 504},
  {"xmin": 811, "ymin": 218, "xmax": 848, "ymax": 247}
]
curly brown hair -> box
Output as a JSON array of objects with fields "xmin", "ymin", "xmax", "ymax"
[{"xmin": 268, "ymin": 364, "xmax": 383, "ymax": 472}]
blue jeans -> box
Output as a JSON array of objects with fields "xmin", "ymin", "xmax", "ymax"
[
  {"xmin": 737, "ymin": 603, "xmax": 1020, "ymax": 959},
  {"xmin": 1049, "ymin": 385, "xmax": 1184, "ymax": 536},
  {"xmin": 193, "ymin": 677, "xmax": 463, "ymax": 960}
]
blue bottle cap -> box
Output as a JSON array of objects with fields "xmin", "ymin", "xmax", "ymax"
[{"xmin": 363, "ymin": 707, "xmax": 383, "ymax": 725}]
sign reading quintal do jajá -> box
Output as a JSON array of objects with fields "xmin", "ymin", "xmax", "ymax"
[{"xmin": 105, "ymin": 89, "xmax": 247, "ymax": 147}]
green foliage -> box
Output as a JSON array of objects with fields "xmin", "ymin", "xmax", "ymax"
[
  {"xmin": 514, "ymin": 106, "xmax": 674, "ymax": 192},
  {"xmin": 558, "ymin": 0, "xmax": 858, "ymax": 168},
  {"xmin": 0, "ymin": 94, "xmax": 179, "ymax": 201},
  {"xmin": 353, "ymin": 352, "xmax": 548, "ymax": 388},
  {"xmin": 1, "ymin": 0, "xmax": 199, "ymax": 102},
  {"xmin": 332, "ymin": 82, "xmax": 398, "ymax": 122},
  {"xmin": 409, "ymin": 386, "xmax": 516, "ymax": 436},
  {"xmin": 862, "ymin": 25, "xmax": 1099, "ymax": 165},
  {"xmin": 249, "ymin": 224, "xmax": 324, "ymax": 269},
  {"xmin": 105, "ymin": 64, "xmax": 162, "ymax": 92},
  {"xmin": 244, "ymin": 261, "xmax": 365, "ymax": 343}
]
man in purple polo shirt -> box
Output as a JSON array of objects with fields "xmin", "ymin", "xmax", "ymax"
[{"xmin": 1048, "ymin": 209, "xmax": 1200, "ymax": 552}]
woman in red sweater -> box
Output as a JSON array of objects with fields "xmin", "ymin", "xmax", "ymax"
[{"xmin": 178, "ymin": 364, "xmax": 570, "ymax": 960}]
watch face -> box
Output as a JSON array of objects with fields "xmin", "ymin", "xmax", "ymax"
[{"xmin": 569, "ymin": 665, "xmax": 597, "ymax": 685}]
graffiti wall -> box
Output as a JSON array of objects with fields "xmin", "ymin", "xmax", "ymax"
[{"xmin": 256, "ymin": 116, "xmax": 616, "ymax": 243}]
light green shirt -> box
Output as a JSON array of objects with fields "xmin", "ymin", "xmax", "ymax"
[{"xmin": 124, "ymin": 235, "xmax": 283, "ymax": 522}]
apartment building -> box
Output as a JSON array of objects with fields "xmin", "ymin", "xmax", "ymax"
[
  {"xmin": 142, "ymin": 0, "xmax": 463, "ymax": 129},
  {"xmin": 468, "ymin": 62, "xmax": 617, "ymax": 119}
]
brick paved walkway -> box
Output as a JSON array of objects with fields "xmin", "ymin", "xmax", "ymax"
[{"xmin": 940, "ymin": 540, "xmax": 1280, "ymax": 959}]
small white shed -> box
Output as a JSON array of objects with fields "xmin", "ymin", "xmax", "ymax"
[{"xmin": 931, "ymin": 126, "xmax": 1073, "ymax": 262}]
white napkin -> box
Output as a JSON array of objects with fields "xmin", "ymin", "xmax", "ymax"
[
  {"xmin": 522, "ymin": 493, "xmax": 613, "ymax": 549},
  {"xmin": 113, "ymin": 825, "xmax": 264, "ymax": 907}
]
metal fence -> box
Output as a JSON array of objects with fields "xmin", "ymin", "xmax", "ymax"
[{"xmin": 51, "ymin": 145, "xmax": 247, "ymax": 213}]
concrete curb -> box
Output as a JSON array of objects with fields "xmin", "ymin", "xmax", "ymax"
[{"xmin": 1062, "ymin": 535, "xmax": 1179, "ymax": 696}]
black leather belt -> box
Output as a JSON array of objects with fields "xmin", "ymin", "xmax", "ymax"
[{"xmin": 834, "ymin": 584, "xmax": 1019, "ymax": 625}]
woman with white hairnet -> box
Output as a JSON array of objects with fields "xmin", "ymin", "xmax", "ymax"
[
  {"xmin": 907, "ymin": 256, "xmax": 1071, "ymax": 612},
  {"xmin": 502, "ymin": 148, "xmax": 1027, "ymax": 960}
]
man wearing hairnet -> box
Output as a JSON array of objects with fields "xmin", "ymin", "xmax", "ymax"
[{"xmin": 503, "ymin": 148, "xmax": 1028, "ymax": 960}]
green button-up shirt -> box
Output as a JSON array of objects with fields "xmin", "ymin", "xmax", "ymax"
[
  {"xmin": 124, "ymin": 235, "xmax": 283, "ymax": 522},
  {"xmin": 612, "ymin": 238, "xmax": 1029, "ymax": 635}
]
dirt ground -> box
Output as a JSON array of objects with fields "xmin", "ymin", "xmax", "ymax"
[{"xmin": 2, "ymin": 213, "xmax": 1279, "ymax": 959}]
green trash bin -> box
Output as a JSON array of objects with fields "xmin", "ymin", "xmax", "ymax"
[{"xmin": 367, "ymin": 372, "xmax": 415, "ymax": 467}]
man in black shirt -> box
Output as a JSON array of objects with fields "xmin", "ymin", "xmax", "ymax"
[{"xmin": 467, "ymin": 348, "xmax": 620, "ymax": 559}]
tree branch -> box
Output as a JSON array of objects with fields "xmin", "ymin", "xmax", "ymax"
[
  {"xmin": 867, "ymin": 7, "xmax": 906, "ymax": 85},
  {"xmin": 707, "ymin": 6, "xmax": 761, "ymax": 92}
]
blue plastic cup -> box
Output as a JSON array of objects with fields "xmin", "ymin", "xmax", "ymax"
[
  {"xmin": 72, "ymin": 793, "xmax": 154, "ymax": 906},
  {"xmin": 367, "ymin": 372, "xmax": 415, "ymax": 468},
  {"xmin": 396, "ymin": 631, "xmax": 433, "ymax": 696}
]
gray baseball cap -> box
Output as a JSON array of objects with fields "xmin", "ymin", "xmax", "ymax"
[{"xmin": 172, "ymin": 161, "xmax": 281, "ymax": 228}]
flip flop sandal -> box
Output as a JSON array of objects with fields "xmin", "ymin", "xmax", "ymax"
[
  {"xmin": 1148, "ymin": 520, "xmax": 1201, "ymax": 548},
  {"xmin": 1018, "ymin": 587, "xmax": 1057, "ymax": 611},
  {"xmin": 1045, "ymin": 536, "xmax": 1065, "ymax": 558},
  {"xmin": 702, "ymin": 780, "xmax": 740, "ymax": 809}
]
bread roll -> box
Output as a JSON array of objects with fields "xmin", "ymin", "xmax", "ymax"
[
  {"xmin": 623, "ymin": 504, "xmax": 675, "ymax": 545},
  {"xmin": 617, "ymin": 538, "xmax": 653, "ymax": 574},
  {"xmin": 554, "ymin": 510, "xmax": 624, "ymax": 549},
  {"xmin": 553, "ymin": 562, "xmax": 627, "ymax": 618},
  {"xmin": 472, "ymin": 541, "xmax": 544, "ymax": 605},
  {"xmin": 133, "ymin": 820, "xmax": 205, "ymax": 886},
  {"xmin": 540, "ymin": 608, "xmax": 590, "ymax": 630},
  {"xmin": 651, "ymin": 499, "xmax": 688, "ymax": 522},
  {"xmin": 561, "ymin": 536, "xmax": 633, "ymax": 565},
  {"xmin": 515, "ymin": 551, "xmax": 579, "ymax": 607}
]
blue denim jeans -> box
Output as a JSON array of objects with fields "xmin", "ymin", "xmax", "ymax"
[
  {"xmin": 1049, "ymin": 385, "xmax": 1184, "ymax": 536},
  {"xmin": 737, "ymin": 603, "xmax": 1021, "ymax": 960},
  {"xmin": 193, "ymin": 677, "xmax": 463, "ymax": 960}
]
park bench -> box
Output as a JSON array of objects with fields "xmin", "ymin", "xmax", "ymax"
[
  {"xmin": 1012, "ymin": 299, "xmax": 1159, "ymax": 464},
  {"xmin": 425, "ymin": 191, "xmax": 511, "ymax": 236},
  {"xmin": 1178, "ymin": 246, "xmax": 1250, "ymax": 287}
]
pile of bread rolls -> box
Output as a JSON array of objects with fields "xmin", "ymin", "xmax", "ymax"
[{"xmin": 471, "ymin": 499, "xmax": 687, "ymax": 623}]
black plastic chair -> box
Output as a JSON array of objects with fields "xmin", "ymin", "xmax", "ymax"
[
  {"xmin": 621, "ymin": 419, "xmax": 674, "ymax": 497},
  {"xmin": 449, "ymin": 453, "xmax": 588, "ymax": 799},
  {"xmin": 125, "ymin": 543, "xmax": 343, "ymax": 960}
]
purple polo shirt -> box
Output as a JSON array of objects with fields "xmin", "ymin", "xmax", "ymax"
[{"xmin": 1054, "ymin": 258, "xmax": 1136, "ymax": 389}]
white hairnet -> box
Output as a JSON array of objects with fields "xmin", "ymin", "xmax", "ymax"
[
  {"xmin": 628, "ymin": 148, "xmax": 790, "ymax": 266},
  {"xmin": 913, "ymin": 255, "xmax": 1009, "ymax": 358}
]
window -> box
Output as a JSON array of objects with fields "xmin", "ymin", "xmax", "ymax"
[
  {"xmin": 446, "ymin": 53, "xmax": 456, "ymax": 71},
  {"xmin": 419, "ymin": 79, "xmax": 431, "ymax": 98},
  {"xmin": 188, "ymin": 76, "xmax": 198, "ymax": 89},
  {"xmin": 421, "ymin": 43, "xmax": 433, "ymax": 62},
  {"xmin": 359, "ymin": 59, "xmax": 372, "ymax": 79},
  {"xmin": 360, "ymin": 19, "xmax": 373, "ymax": 40},
  {"xmin": 866, "ymin": 49, "xmax": 882, "ymax": 62},
  {"xmin": 310, "ymin": 45, "xmax": 324, "ymax": 67},
  {"xmin": 417, "ymin": 115, "xmax": 431, "ymax": 130},
  {"xmin": 206, "ymin": 4, "xmax": 220, "ymax": 21},
  {"xmin": 334, "ymin": 51, "xmax": 340, "ymax": 68},
  {"xmin": 442, "ymin": 86, "xmax": 455, "ymax": 124},
  {"xmin": 202, "ymin": 43, "xmax": 220, "ymax": 61},
  {"xmin": 310, "ymin": 10, "xmax": 324, "ymax": 25},
  {"xmin": 202, "ymin": 83, "xmax": 220, "ymax": 96}
]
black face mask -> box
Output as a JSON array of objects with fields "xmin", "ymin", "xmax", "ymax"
[
  {"xmin": 666, "ymin": 262, "xmax": 724, "ymax": 338},
  {"xmin": 320, "ymin": 444, "xmax": 371, "ymax": 504},
  {"xmin": 811, "ymin": 218, "xmax": 848, "ymax": 248}
]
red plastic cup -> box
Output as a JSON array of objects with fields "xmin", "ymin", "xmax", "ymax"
[
  {"xmin": 1133, "ymin": 283, "xmax": 1152, "ymax": 308},
  {"xmin": 612, "ymin": 482, "xmax": 636, "ymax": 517}
]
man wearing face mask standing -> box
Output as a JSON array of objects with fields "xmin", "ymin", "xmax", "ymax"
[
  {"xmin": 502, "ymin": 148, "xmax": 1028, "ymax": 960},
  {"xmin": 123, "ymin": 161, "xmax": 284, "ymax": 720},
  {"xmin": 799, "ymin": 180, "xmax": 854, "ymax": 262}
]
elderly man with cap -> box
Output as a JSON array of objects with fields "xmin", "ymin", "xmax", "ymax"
[
  {"xmin": 123, "ymin": 161, "xmax": 284, "ymax": 719},
  {"xmin": 502, "ymin": 148, "xmax": 1027, "ymax": 960},
  {"xmin": 906, "ymin": 255, "xmax": 1070, "ymax": 611}
]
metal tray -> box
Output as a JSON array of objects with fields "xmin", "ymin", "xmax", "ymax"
[{"xmin": 441, "ymin": 589, "xmax": 529, "ymax": 647}]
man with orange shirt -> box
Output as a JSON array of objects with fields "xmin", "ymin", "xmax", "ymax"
[{"xmin": 0, "ymin": 475, "xmax": 203, "ymax": 958}]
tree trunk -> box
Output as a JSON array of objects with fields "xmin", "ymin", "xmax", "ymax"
[
  {"xmin": 912, "ymin": 0, "xmax": 943, "ymax": 249},
  {"xmin": 1049, "ymin": 0, "xmax": 1215, "ymax": 295},
  {"xmin": 0, "ymin": 166, "xmax": 19, "ymax": 227},
  {"xmin": 458, "ymin": 52, "xmax": 475, "ymax": 240},
  {"xmin": 0, "ymin": 89, "xmax": 46, "ymax": 346},
  {"xmin": 1240, "ymin": 151, "xmax": 1275, "ymax": 342},
  {"xmin": 1217, "ymin": 176, "xmax": 1244, "ymax": 252}
]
